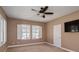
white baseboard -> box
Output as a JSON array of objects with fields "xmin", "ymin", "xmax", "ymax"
[
  {"xmin": 61, "ymin": 47, "xmax": 76, "ymax": 52},
  {"xmin": 8, "ymin": 42, "xmax": 46, "ymax": 48},
  {"xmin": 45, "ymin": 42, "xmax": 54, "ymax": 46},
  {"xmin": 45, "ymin": 42, "xmax": 76, "ymax": 52}
]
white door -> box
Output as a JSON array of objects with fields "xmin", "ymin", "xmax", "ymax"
[{"xmin": 53, "ymin": 24, "xmax": 61, "ymax": 48}]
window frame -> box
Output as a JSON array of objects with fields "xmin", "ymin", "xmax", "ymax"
[
  {"xmin": 17, "ymin": 24, "xmax": 42, "ymax": 40},
  {"xmin": 0, "ymin": 14, "xmax": 7, "ymax": 47},
  {"xmin": 17, "ymin": 24, "xmax": 31, "ymax": 40},
  {"xmin": 32, "ymin": 25, "xmax": 42, "ymax": 39}
]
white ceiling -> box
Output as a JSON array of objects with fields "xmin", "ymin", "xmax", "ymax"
[{"xmin": 2, "ymin": 6, "xmax": 79, "ymax": 22}]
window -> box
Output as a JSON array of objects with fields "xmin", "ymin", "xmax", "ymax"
[
  {"xmin": 17, "ymin": 24, "xmax": 42, "ymax": 40},
  {"xmin": 0, "ymin": 15, "xmax": 7, "ymax": 47},
  {"xmin": 32, "ymin": 25, "xmax": 42, "ymax": 39},
  {"xmin": 17, "ymin": 24, "xmax": 30, "ymax": 40}
]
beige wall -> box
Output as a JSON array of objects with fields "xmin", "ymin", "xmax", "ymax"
[
  {"xmin": 0, "ymin": 7, "xmax": 7, "ymax": 52},
  {"xmin": 46, "ymin": 10, "xmax": 79, "ymax": 51},
  {"xmin": 7, "ymin": 18, "xmax": 46, "ymax": 46}
]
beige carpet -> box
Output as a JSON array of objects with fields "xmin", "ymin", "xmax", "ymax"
[{"xmin": 7, "ymin": 44, "xmax": 67, "ymax": 52}]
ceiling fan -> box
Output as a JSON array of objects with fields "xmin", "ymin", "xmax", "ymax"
[{"xmin": 32, "ymin": 6, "xmax": 54, "ymax": 18}]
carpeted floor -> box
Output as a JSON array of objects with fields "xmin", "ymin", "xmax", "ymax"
[{"xmin": 7, "ymin": 44, "xmax": 67, "ymax": 52}]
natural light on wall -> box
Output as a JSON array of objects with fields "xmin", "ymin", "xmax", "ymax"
[
  {"xmin": 0, "ymin": 14, "xmax": 7, "ymax": 47},
  {"xmin": 17, "ymin": 24, "xmax": 42, "ymax": 40}
]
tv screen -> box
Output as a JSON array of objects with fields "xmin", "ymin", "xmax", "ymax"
[{"xmin": 64, "ymin": 20, "xmax": 79, "ymax": 32}]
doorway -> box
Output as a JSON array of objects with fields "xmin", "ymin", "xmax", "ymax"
[{"xmin": 53, "ymin": 24, "xmax": 61, "ymax": 48}]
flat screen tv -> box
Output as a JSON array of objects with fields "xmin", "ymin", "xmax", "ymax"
[{"xmin": 64, "ymin": 19, "xmax": 79, "ymax": 32}]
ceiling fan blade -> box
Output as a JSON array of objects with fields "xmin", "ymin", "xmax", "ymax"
[
  {"xmin": 44, "ymin": 12, "xmax": 54, "ymax": 14},
  {"xmin": 43, "ymin": 6, "xmax": 48, "ymax": 11},
  {"xmin": 32, "ymin": 9, "xmax": 37, "ymax": 12},
  {"xmin": 45, "ymin": 6, "xmax": 48, "ymax": 9},
  {"xmin": 39, "ymin": 6, "xmax": 48, "ymax": 13}
]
